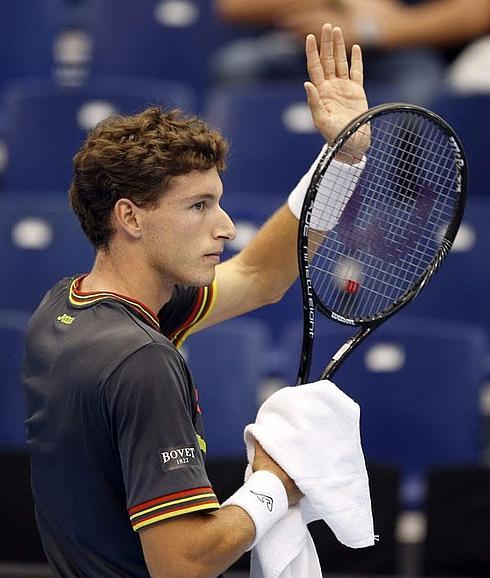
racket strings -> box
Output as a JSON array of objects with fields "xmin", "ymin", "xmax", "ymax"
[{"xmin": 307, "ymin": 111, "xmax": 459, "ymax": 321}]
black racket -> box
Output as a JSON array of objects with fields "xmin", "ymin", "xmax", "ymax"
[{"xmin": 297, "ymin": 103, "xmax": 467, "ymax": 385}]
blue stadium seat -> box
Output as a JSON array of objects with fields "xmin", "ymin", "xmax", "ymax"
[
  {"xmin": 400, "ymin": 197, "xmax": 490, "ymax": 333},
  {"xmin": 205, "ymin": 84, "xmax": 324, "ymax": 196},
  {"xmin": 0, "ymin": 0, "xmax": 54, "ymax": 91},
  {"xmin": 90, "ymin": 0, "xmax": 215, "ymax": 106},
  {"xmin": 183, "ymin": 318, "xmax": 270, "ymax": 458},
  {"xmin": 0, "ymin": 0, "xmax": 96, "ymax": 93},
  {"xmin": 280, "ymin": 316, "xmax": 489, "ymax": 508},
  {"xmin": 0, "ymin": 77, "xmax": 195, "ymax": 192},
  {"xmin": 0, "ymin": 195, "xmax": 93, "ymax": 312},
  {"xmin": 0, "ymin": 310, "xmax": 31, "ymax": 448},
  {"xmin": 429, "ymin": 91, "xmax": 490, "ymax": 197}
]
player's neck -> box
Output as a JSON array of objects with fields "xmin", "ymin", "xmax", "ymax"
[{"xmin": 81, "ymin": 248, "xmax": 173, "ymax": 315}]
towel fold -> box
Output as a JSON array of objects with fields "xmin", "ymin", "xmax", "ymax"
[{"xmin": 244, "ymin": 380, "xmax": 375, "ymax": 577}]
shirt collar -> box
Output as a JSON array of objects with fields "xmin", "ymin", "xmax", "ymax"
[{"xmin": 69, "ymin": 275, "xmax": 161, "ymax": 331}]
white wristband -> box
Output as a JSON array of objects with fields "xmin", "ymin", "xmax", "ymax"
[
  {"xmin": 288, "ymin": 144, "xmax": 329, "ymax": 220},
  {"xmin": 221, "ymin": 470, "xmax": 288, "ymax": 549},
  {"xmin": 288, "ymin": 146, "xmax": 366, "ymax": 231}
]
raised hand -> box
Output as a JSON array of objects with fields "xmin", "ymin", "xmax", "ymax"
[{"xmin": 305, "ymin": 23, "xmax": 369, "ymax": 158}]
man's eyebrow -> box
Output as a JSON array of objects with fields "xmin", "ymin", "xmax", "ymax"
[{"xmin": 186, "ymin": 191, "xmax": 221, "ymax": 202}]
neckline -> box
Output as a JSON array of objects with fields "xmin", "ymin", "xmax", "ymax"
[{"xmin": 69, "ymin": 275, "xmax": 161, "ymax": 331}]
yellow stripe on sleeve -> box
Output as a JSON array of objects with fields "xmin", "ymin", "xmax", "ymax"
[{"xmin": 133, "ymin": 502, "xmax": 219, "ymax": 531}]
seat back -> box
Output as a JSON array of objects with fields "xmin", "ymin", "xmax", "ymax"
[
  {"xmin": 0, "ymin": 310, "xmax": 30, "ymax": 448},
  {"xmin": 205, "ymin": 84, "xmax": 324, "ymax": 196},
  {"xmin": 0, "ymin": 195, "xmax": 93, "ymax": 312},
  {"xmin": 183, "ymin": 318, "xmax": 269, "ymax": 457},
  {"xmin": 0, "ymin": 0, "xmax": 54, "ymax": 91},
  {"xmin": 0, "ymin": 77, "xmax": 195, "ymax": 192},
  {"xmin": 90, "ymin": 0, "xmax": 214, "ymax": 103},
  {"xmin": 403, "ymin": 197, "xmax": 490, "ymax": 332},
  {"xmin": 280, "ymin": 317, "xmax": 489, "ymax": 508},
  {"xmin": 429, "ymin": 91, "xmax": 490, "ymax": 197}
]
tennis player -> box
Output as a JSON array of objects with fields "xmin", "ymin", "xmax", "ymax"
[{"xmin": 23, "ymin": 24, "xmax": 368, "ymax": 578}]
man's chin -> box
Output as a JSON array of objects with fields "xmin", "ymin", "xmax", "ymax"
[{"xmin": 179, "ymin": 269, "xmax": 216, "ymax": 288}]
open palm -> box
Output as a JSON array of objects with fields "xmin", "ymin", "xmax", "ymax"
[{"xmin": 305, "ymin": 24, "xmax": 369, "ymax": 158}]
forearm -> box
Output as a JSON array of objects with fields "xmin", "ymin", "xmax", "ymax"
[
  {"xmin": 234, "ymin": 203, "xmax": 299, "ymax": 305},
  {"xmin": 180, "ymin": 507, "xmax": 255, "ymax": 578},
  {"xmin": 143, "ymin": 466, "xmax": 293, "ymax": 578},
  {"xmin": 382, "ymin": 0, "xmax": 490, "ymax": 48},
  {"xmin": 142, "ymin": 507, "xmax": 255, "ymax": 578},
  {"xmin": 197, "ymin": 202, "xmax": 300, "ymax": 329}
]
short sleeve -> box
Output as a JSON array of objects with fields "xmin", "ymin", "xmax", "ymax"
[
  {"xmin": 102, "ymin": 342, "xmax": 219, "ymax": 532},
  {"xmin": 158, "ymin": 281, "xmax": 217, "ymax": 348}
]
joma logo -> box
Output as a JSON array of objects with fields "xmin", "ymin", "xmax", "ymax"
[{"xmin": 57, "ymin": 314, "xmax": 75, "ymax": 325}]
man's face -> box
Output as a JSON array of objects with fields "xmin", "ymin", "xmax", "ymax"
[{"xmin": 140, "ymin": 167, "xmax": 235, "ymax": 287}]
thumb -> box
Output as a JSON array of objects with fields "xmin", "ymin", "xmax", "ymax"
[{"xmin": 304, "ymin": 82, "xmax": 327, "ymax": 133}]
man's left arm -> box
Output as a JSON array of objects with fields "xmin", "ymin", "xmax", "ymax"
[
  {"xmin": 197, "ymin": 24, "xmax": 368, "ymax": 331},
  {"xmin": 200, "ymin": 203, "xmax": 300, "ymax": 330}
]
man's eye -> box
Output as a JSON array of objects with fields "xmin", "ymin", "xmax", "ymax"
[{"xmin": 193, "ymin": 201, "xmax": 205, "ymax": 211}]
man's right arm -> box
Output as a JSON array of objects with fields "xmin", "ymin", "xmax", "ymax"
[
  {"xmin": 140, "ymin": 441, "xmax": 302, "ymax": 578},
  {"xmin": 140, "ymin": 505, "xmax": 254, "ymax": 578}
]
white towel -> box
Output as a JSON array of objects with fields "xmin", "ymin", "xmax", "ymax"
[{"xmin": 244, "ymin": 380, "xmax": 375, "ymax": 578}]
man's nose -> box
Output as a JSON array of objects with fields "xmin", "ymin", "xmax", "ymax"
[{"xmin": 216, "ymin": 206, "xmax": 236, "ymax": 241}]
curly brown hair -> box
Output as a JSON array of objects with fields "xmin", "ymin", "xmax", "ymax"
[{"xmin": 69, "ymin": 106, "xmax": 229, "ymax": 250}]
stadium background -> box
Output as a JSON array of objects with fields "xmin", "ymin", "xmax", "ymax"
[{"xmin": 0, "ymin": 1, "xmax": 489, "ymax": 576}]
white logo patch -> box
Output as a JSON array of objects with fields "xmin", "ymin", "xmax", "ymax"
[{"xmin": 159, "ymin": 445, "xmax": 197, "ymax": 471}]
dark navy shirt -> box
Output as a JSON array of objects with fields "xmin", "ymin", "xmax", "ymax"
[{"xmin": 23, "ymin": 276, "xmax": 219, "ymax": 577}]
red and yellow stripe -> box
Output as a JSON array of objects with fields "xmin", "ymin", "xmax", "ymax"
[
  {"xmin": 129, "ymin": 486, "xmax": 219, "ymax": 531},
  {"xmin": 69, "ymin": 276, "xmax": 161, "ymax": 331},
  {"xmin": 169, "ymin": 281, "xmax": 217, "ymax": 349}
]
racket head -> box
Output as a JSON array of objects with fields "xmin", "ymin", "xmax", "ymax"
[{"xmin": 296, "ymin": 103, "xmax": 467, "ymax": 383}]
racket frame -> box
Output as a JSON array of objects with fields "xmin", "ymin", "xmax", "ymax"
[{"xmin": 296, "ymin": 103, "xmax": 468, "ymax": 385}]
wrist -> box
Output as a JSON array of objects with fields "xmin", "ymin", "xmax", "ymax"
[
  {"xmin": 288, "ymin": 147, "xmax": 365, "ymax": 223},
  {"xmin": 221, "ymin": 470, "xmax": 288, "ymax": 549},
  {"xmin": 287, "ymin": 144, "xmax": 329, "ymax": 220}
]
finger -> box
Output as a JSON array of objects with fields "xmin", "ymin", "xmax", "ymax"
[
  {"xmin": 333, "ymin": 26, "xmax": 349, "ymax": 78},
  {"xmin": 305, "ymin": 33, "xmax": 325, "ymax": 85},
  {"xmin": 349, "ymin": 44, "xmax": 363, "ymax": 85},
  {"xmin": 304, "ymin": 81, "xmax": 324, "ymax": 127},
  {"xmin": 319, "ymin": 23, "xmax": 336, "ymax": 80}
]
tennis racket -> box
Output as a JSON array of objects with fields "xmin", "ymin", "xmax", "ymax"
[{"xmin": 297, "ymin": 102, "xmax": 467, "ymax": 385}]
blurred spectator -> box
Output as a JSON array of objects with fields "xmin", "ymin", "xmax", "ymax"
[
  {"xmin": 214, "ymin": 0, "xmax": 490, "ymax": 104},
  {"xmin": 447, "ymin": 35, "xmax": 490, "ymax": 92}
]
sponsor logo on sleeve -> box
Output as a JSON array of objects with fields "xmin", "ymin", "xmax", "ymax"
[{"xmin": 159, "ymin": 445, "xmax": 198, "ymax": 471}]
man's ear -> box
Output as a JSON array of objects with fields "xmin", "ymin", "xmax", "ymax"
[{"xmin": 113, "ymin": 198, "xmax": 143, "ymax": 239}]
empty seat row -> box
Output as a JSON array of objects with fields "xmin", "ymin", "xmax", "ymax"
[
  {"xmin": 0, "ymin": 0, "xmax": 222, "ymax": 97},
  {"xmin": 0, "ymin": 81, "xmax": 489, "ymax": 198},
  {"xmin": 1, "ymin": 303, "xmax": 489, "ymax": 512},
  {"xmin": 1, "ymin": 193, "xmax": 490, "ymax": 339}
]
